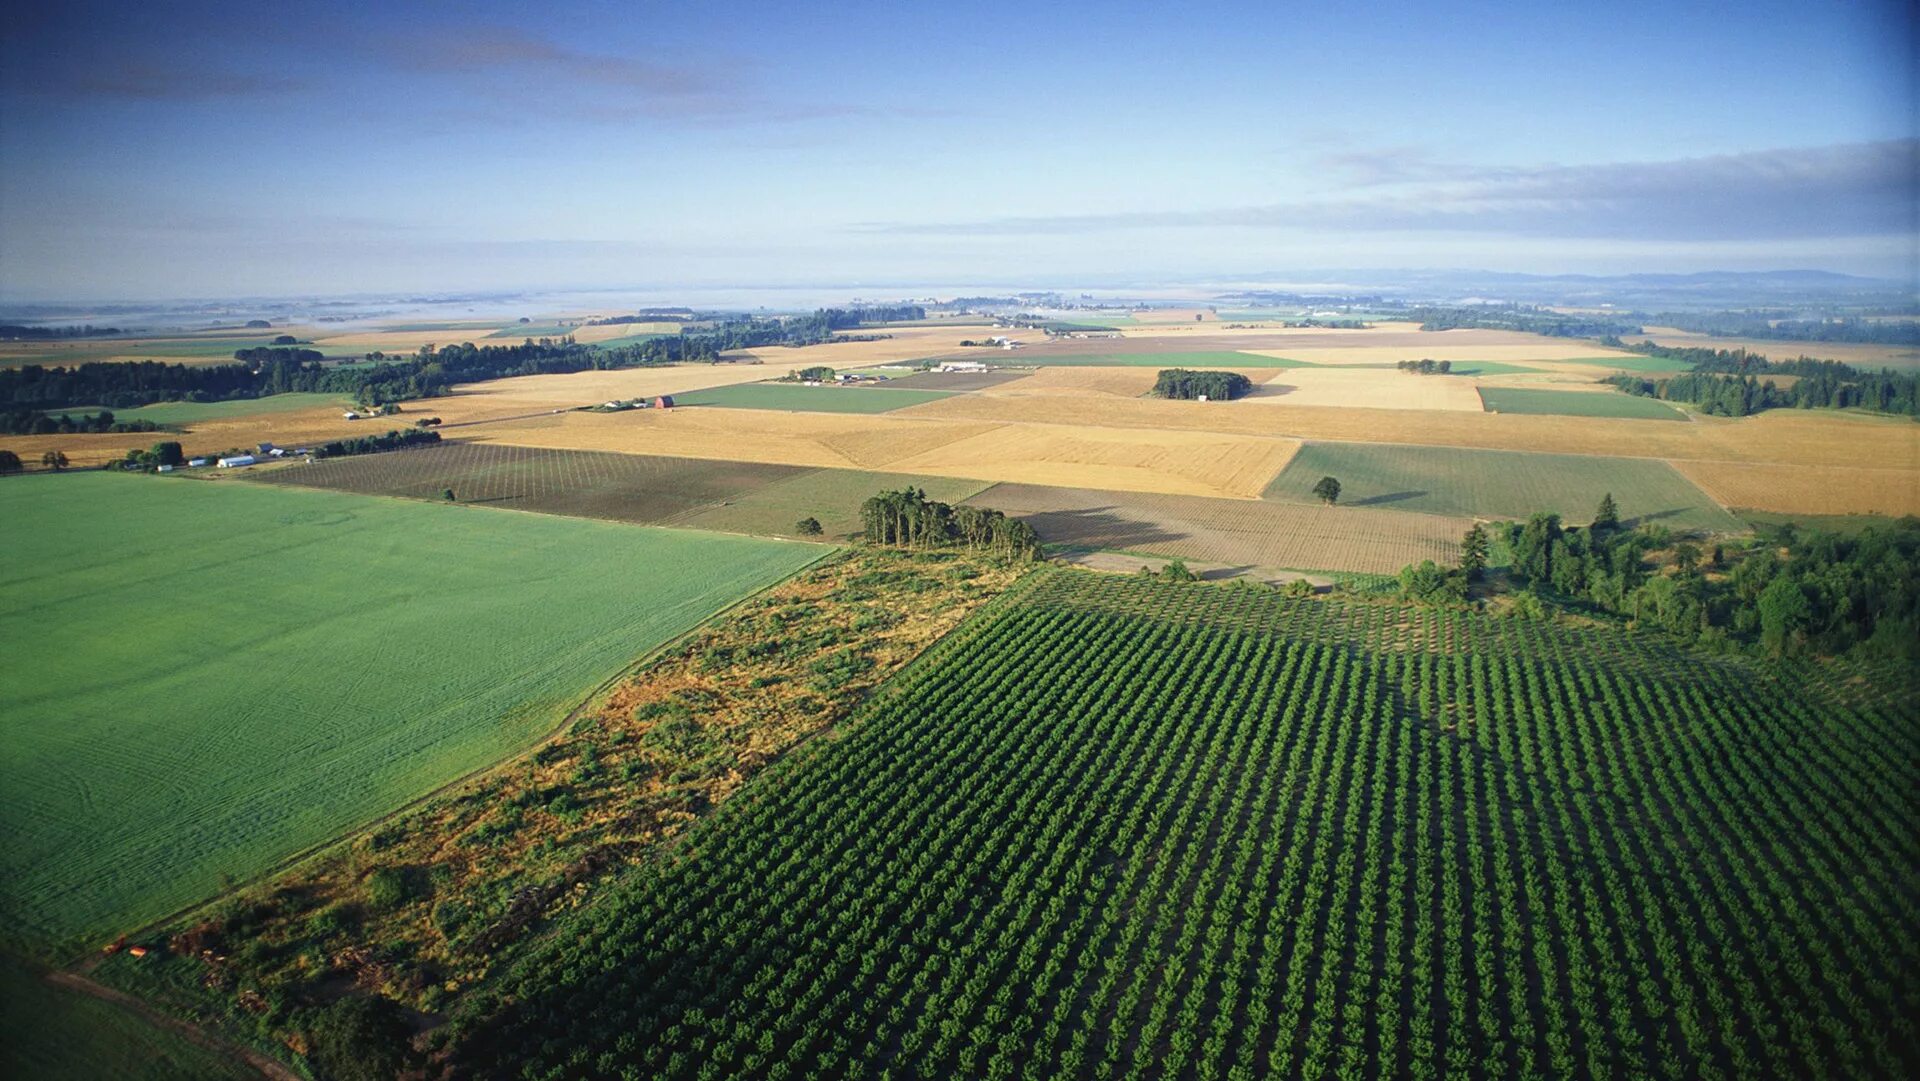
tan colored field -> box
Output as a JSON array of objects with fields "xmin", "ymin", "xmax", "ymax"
[
  {"xmin": 1124, "ymin": 308, "xmax": 1219, "ymax": 323},
  {"xmin": 567, "ymin": 321, "xmax": 683, "ymax": 343},
  {"xmin": 886, "ymin": 423, "xmax": 1298, "ymax": 499},
  {"xmin": 896, "ymin": 390, "xmax": 1920, "ymax": 472},
  {"xmin": 981, "ymin": 367, "xmax": 1160, "ymax": 398},
  {"xmin": 310, "ymin": 327, "xmax": 516, "ymax": 350},
  {"xmin": 1671, "ymin": 460, "xmax": 1920, "ymax": 517},
  {"xmin": 1241, "ymin": 341, "xmax": 1640, "ymax": 366},
  {"xmin": 723, "ymin": 326, "xmax": 976, "ymax": 369},
  {"xmin": 1627, "ymin": 328, "xmax": 1920, "ymax": 369},
  {"xmin": 1244, "ymin": 367, "xmax": 1485, "ymax": 411}
]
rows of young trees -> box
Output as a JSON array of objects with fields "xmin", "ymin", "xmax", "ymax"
[
  {"xmin": 859, "ymin": 488, "xmax": 1040, "ymax": 560},
  {"xmin": 453, "ymin": 570, "xmax": 1919, "ymax": 1079},
  {"xmin": 1153, "ymin": 368, "xmax": 1252, "ymax": 400},
  {"xmin": 1397, "ymin": 358, "xmax": 1455, "ymax": 374},
  {"xmin": 1602, "ymin": 342, "xmax": 1920, "ymax": 416}
]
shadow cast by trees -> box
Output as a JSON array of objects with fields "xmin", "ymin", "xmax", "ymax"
[
  {"xmin": 1018, "ymin": 504, "xmax": 1191, "ymax": 553},
  {"xmin": 1351, "ymin": 490, "xmax": 1428, "ymax": 507}
]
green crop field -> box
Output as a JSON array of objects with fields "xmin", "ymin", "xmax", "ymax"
[
  {"xmin": 1441, "ymin": 361, "xmax": 1544, "ymax": 375},
  {"xmin": 53, "ymin": 392, "xmax": 348, "ymax": 426},
  {"xmin": 1262, "ymin": 442, "xmax": 1741, "ymax": 531},
  {"xmin": 1026, "ymin": 350, "xmax": 1312, "ymax": 368},
  {"xmin": 669, "ymin": 468, "xmax": 992, "ymax": 538},
  {"xmin": 458, "ymin": 570, "xmax": 1920, "ymax": 1079},
  {"xmin": 1477, "ymin": 387, "xmax": 1686, "ymax": 420},
  {"xmin": 673, "ymin": 382, "xmax": 956, "ymax": 413},
  {"xmin": 0, "ymin": 959, "xmax": 256, "ymax": 1081},
  {"xmin": 0, "ymin": 473, "xmax": 825, "ymax": 955}
]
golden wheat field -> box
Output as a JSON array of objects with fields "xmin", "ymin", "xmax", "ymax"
[
  {"xmin": 885, "ymin": 422, "xmax": 1299, "ymax": 499},
  {"xmin": 979, "ymin": 367, "xmax": 1162, "ymax": 398},
  {"xmin": 894, "ymin": 391, "xmax": 1920, "ymax": 472},
  {"xmin": 1671, "ymin": 460, "xmax": 1920, "ymax": 517},
  {"xmin": 1243, "ymin": 367, "xmax": 1487, "ymax": 411}
]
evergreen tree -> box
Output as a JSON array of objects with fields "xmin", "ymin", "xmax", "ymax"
[
  {"xmin": 1460, "ymin": 524, "xmax": 1489, "ymax": 580},
  {"xmin": 1593, "ymin": 492, "xmax": 1620, "ymax": 530}
]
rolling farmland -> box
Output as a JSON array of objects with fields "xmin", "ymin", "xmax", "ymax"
[
  {"xmin": 1476, "ymin": 387, "xmax": 1687, "ymax": 420},
  {"xmin": 1262, "ymin": 443, "xmax": 1743, "ymax": 531},
  {"xmin": 970, "ymin": 482, "xmax": 1470, "ymax": 574},
  {"xmin": 0, "ymin": 473, "xmax": 825, "ymax": 953},
  {"xmin": 458, "ymin": 570, "xmax": 1920, "ymax": 1080},
  {"xmin": 1013, "ymin": 350, "xmax": 1312, "ymax": 368}
]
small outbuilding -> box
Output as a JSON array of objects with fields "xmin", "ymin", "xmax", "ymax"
[
  {"xmin": 653, "ymin": 395, "xmax": 675, "ymax": 409},
  {"xmin": 217, "ymin": 454, "xmax": 256, "ymax": 468}
]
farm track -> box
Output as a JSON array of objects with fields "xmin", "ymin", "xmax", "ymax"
[{"xmin": 43, "ymin": 971, "xmax": 299, "ymax": 1081}]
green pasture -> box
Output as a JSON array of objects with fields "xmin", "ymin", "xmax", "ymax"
[{"xmin": 1477, "ymin": 387, "xmax": 1686, "ymax": 420}]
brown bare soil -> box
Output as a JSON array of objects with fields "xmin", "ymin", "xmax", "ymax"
[{"xmin": 972, "ymin": 481, "xmax": 1470, "ymax": 574}]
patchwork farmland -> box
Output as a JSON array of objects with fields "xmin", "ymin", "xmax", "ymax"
[
  {"xmin": 0, "ymin": 473, "xmax": 825, "ymax": 953},
  {"xmin": 1262, "ymin": 442, "xmax": 1743, "ymax": 531},
  {"xmin": 669, "ymin": 382, "xmax": 957, "ymax": 413}
]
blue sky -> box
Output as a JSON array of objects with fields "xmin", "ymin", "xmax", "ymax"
[{"xmin": 1, "ymin": 0, "xmax": 1912, "ymax": 299}]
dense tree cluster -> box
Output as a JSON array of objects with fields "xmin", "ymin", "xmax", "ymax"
[
  {"xmin": 1396, "ymin": 358, "xmax": 1454, "ymax": 374},
  {"xmin": 0, "ymin": 408, "xmax": 161, "ymax": 435},
  {"xmin": 1492, "ymin": 502, "xmax": 1919, "ymax": 659},
  {"xmin": 314, "ymin": 428, "xmax": 440, "ymax": 459},
  {"xmin": 1153, "ymin": 369, "xmax": 1252, "ymax": 400},
  {"xmin": 820, "ymin": 305, "xmax": 925, "ymax": 326},
  {"xmin": 1606, "ymin": 344, "xmax": 1920, "ymax": 416},
  {"xmin": 859, "ymin": 488, "xmax": 1040, "ymax": 559}
]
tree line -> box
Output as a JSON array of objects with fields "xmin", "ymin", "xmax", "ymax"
[
  {"xmin": 1396, "ymin": 358, "xmax": 1454, "ymax": 374},
  {"xmin": 0, "ymin": 408, "xmax": 161, "ymax": 435},
  {"xmin": 0, "ymin": 310, "xmax": 904, "ymax": 412},
  {"xmin": 1398, "ymin": 493, "xmax": 1918, "ymax": 660},
  {"xmin": 859, "ymin": 488, "xmax": 1040, "ymax": 560},
  {"xmin": 1604, "ymin": 343, "xmax": 1920, "ymax": 416},
  {"xmin": 0, "ymin": 323, "xmax": 124, "ymax": 340},
  {"xmin": 1648, "ymin": 310, "xmax": 1920, "ymax": 345},
  {"xmin": 1154, "ymin": 369, "xmax": 1252, "ymax": 400},
  {"xmin": 1406, "ymin": 305, "xmax": 1644, "ymax": 338}
]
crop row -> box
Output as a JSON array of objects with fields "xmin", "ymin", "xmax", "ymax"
[{"xmin": 458, "ymin": 571, "xmax": 1920, "ymax": 1080}]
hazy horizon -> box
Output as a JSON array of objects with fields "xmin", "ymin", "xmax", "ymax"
[{"xmin": 3, "ymin": 0, "xmax": 1914, "ymax": 300}]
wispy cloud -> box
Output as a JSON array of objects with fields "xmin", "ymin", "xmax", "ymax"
[
  {"xmin": 395, "ymin": 26, "xmax": 942, "ymax": 125},
  {"xmin": 856, "ymin": 140, "xmax": 1917, "ymax": 242},
  {"xmin": 41, "ymin": 65, "xmax": 308, "ymax": 102}
]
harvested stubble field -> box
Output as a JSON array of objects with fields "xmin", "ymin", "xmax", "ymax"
[
  {"xmin": 250, "ymin": 442, "xmax": 811, "ymax": 524},
  {"xmin": 1263, "ymin": 442, "xmax": 1743, "ymax": 532},
  {"xmin": 886, "ymin": 422, "xmax": 1301, "ymax": 499},
  {"xmin": 1476, "ymin": 386, "xmax": 1687, "ymax": 420},
  {"xmin": 720, "ymin": 326, "xmax": 980, "ymax": 369},
  {"xmin": 971, "ymin": 481, "xmax": 1469, "ymax": 574},
  {"xmin": 1670, "ymin": 460, "xmax": 1920, "ymax": 517},
  {"xmin": 0, "ymin": 472, "xmax": 825, "ymax": 954},
  {"xmin": 1010, "ymin": 350, "xmax": 1313, "ymax": 368},
  {"xmin": 898, "ymin": 391, "xmax": 1920, "ymax": 472},
  {"xmin": 670, "ymin": 382, "xmax": 956, "ymax": 413},
  {"xmin": 1245, "ymin": 368, "xmax": 1485, "ymax": 412},
  {"xmin": 978, "ymin": 366, "xmax": 1161, "ymax": 397}
]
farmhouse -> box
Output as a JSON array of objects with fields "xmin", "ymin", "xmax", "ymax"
[{"xmin": 217, "ymin": 454, "xmax": 257, "ymax": 468}]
